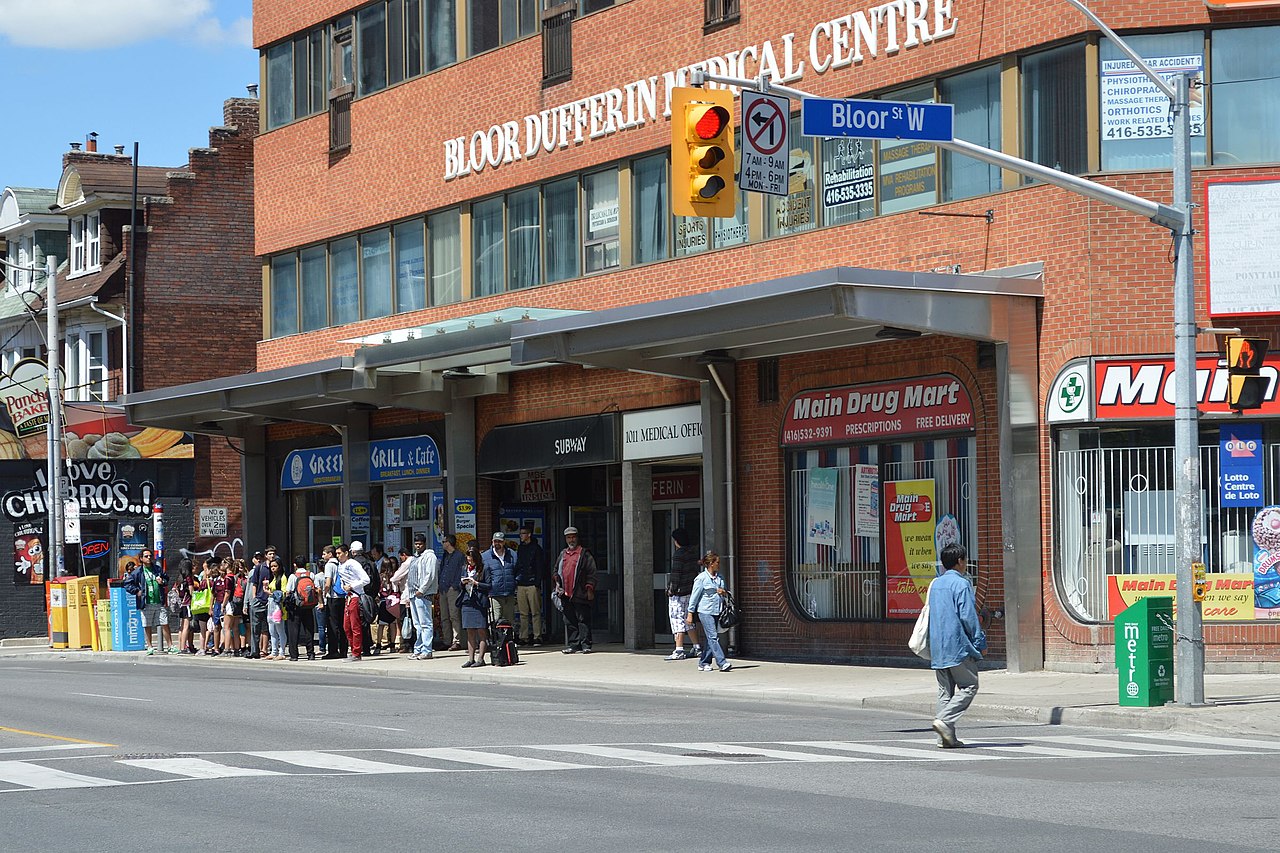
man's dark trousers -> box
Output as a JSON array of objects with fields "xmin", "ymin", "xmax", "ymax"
[
  {"xmin": 287, "ymin": 606, "xmax": 317, "ymax": 659},
  {"xmin": 325, "ymin": 597, "xmax": 348, "ymax": 658}
]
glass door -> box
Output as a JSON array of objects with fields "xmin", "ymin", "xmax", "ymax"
[
  {"xmin": 569, "ymin": 506, "xmax": 620, "ymax": 641},
  {"xmin": 651, "ymin": 503, "xmax": 701, "ymax": 644},
  {"xmin": 308, "ymin": 516, "xmax": 341, "ymax": 563}
]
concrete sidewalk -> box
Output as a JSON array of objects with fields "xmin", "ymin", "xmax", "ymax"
[{"xmin": 4, "ymin": 641, "xmax": 1277, "ymax": 737}]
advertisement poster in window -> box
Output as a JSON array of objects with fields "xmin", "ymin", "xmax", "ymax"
[
  {"xmin": 431, "ymin": 491, "xmax": 446, "ymax": 553},
  {"xmin": 854, "ymin": 464, "xmax": 879, "ymax": 539},
  {"xmin": 1106, "ymin": 572, "xmax": 1254, "ymax": 621},
  {"xmin": 805, "ymin": 468, "xmax": 837, "ymax": 546},
  {"xmin": 884, "ymin": 479, "xmax": 937, "ymax": 618},
  {"xmin": 1251, "ymin": 505, "xmax": 1280, "ymax": 618},
  {"xmin": 1100, "ymin": 55, "xmax": 1204, "ymax": 142},
  {"xmin": 823, "ymin": 138, "xmax": 875, "ymax": 218},
  {"xmin": 877, "ymin": 139, "xmax": 936, "ymax": 214},
  {"xmin": 384, "ymin": 494, "xmax": 402, "ymax": 552},
  {"xmin": 13, "ymin": 520, "xmax": 43, "ymax": 585}
]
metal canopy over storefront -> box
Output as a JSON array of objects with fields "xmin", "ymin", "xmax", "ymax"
[
  {"xmin": 121, "ymin": 312, "xmax": 578, "ymax": 437},
  {"xmin": 509, "ymin": 265, "xmax": 1044, "ymax": 379}
]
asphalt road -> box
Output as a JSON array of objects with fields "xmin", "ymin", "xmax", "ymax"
[{"xmin": 0, "ymin": 659, "xmax": 1276, "ymax": 852}]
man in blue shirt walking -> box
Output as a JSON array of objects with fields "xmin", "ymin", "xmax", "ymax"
[{"xmin": 929, "ymin": 543, "xmax": 986, "ymax": 749}]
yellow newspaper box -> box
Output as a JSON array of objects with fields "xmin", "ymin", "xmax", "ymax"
[
  {"xmin": 47, "ymin": 577, "xmax": 72, "ymax": 649},
  {"xmin": 95, "ymin": 600, "xmax": 114, "ymax": 651},
  {"xmin": 65, "ymin": 577, "xmax": 97, "ymax": 649}
]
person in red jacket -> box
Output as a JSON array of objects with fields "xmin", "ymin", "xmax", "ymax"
[{"xmin": 554, "ymin": 526, "xmax": 598, "ymax": 654}]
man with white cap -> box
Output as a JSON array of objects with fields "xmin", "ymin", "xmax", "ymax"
[
  {"xmin": 554, "ymin": 526, "xmax": 598, "ymax": 654},
  {"xmin": 483, "ymin": 532, "xmax": 518, "ymax": 625}
]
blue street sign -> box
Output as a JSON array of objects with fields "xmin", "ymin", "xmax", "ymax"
[{"xmin": 802, "ymin": 98, "xmax": 954, "ymax": 142}]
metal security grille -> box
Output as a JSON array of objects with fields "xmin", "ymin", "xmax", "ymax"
[
  {"xmin": 542, "ymin": 2, "xmax": 575, "ymax": 86},
  {"xmin": 329, "ymin": 91, "xmax": 352, "ymax": 153},
  {"xmin": 704, "ymin": 0, "xmax": 739, "ymax": 30},
  {"xmin": 1055, "ymin": 443, "xmax": 1271, "ymax": 623},
  {"xmin": 788, "ymin": 451, "xmax": 977, "ymax": 621}
]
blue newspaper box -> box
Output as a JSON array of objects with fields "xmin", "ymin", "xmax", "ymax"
[{"xmin": 108, "ymin": 579, "xmax": 145, "ymax": 651}]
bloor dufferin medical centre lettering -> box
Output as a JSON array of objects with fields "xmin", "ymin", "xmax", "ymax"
[{"xmin": 442, "ymin": 0, "xmax": 959, "ymax": 180}]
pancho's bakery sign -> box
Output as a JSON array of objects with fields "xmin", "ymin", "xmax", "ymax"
[{"xmin": 782, "ymin": 374, "xmax": 975, "ymax": 446}]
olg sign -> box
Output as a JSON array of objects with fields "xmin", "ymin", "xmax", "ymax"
[{"xmin": 1114, "ymin": 596, "xmax": 1174, "ymax": 707}]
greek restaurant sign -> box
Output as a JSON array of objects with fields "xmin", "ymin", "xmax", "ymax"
[
  {"xmin": 442, "ymin": 0, "xmax": 959, "ymax": 180},
  {"xmin": 281, "ymin": 436, "xmax": 443, "ymax": 490}
]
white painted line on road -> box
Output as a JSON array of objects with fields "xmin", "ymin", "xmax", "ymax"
[
  {"xmin": 118, "ymin": 758, "xmax": 286, "ymax": 780},
  {"xmin": 787, "ymin": 741, "xmax": 996, "ymax": 761},
  {"xmin": 0, "ymin": 761, "xmax": 121, "ymax": 789},
  {"xmin": 1038, "ymin": 735, "xmax": 1250, "ymax": 756},
  {"xmin": 661, "ymin": 742, "xmax": 861, "ymax": 763},
  {"xmin": 1128, "ymin": 732, "xmax": 1280, "ymax": 751},
  {"xmin": 298, "ymin": 719, "xmax": 406, "ymax": 733},
  {"xmin": 71, "ymin": 693, "xmax": 152, "ymax": 702},
  {"xmin": 963, "ymin": 743, "xmax": 1136, "ymax": 758},
  {"xmin": 528, "ymin": 744, "xmax": 729, "ymax": 766},
  {"xmin": 246, "ymin": 750, "xmax": 443, "ymax": 774},
  {"xmin": 0, "ymin": 744, "xmax": 102, "ymax": 755},
  {"xmin": 392, "ymin": 748, "xmax": 589, "ymax": 771}
]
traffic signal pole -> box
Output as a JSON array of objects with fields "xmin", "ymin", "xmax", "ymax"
[{"xmin": 697, "ymin": 1, "xmax": 1209, "ymax": 703}]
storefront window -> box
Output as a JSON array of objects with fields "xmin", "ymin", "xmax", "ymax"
[
  {"xmin": 1055, "ymin": 424, "xmax": 1276, "ymax": 624},
  {"xmin": 583, "ymin": 169, "xmax": 620, "ymax": 274},
  {"xmin": 394, "ymin": 219, "xmax": 426, "ymax": 313},
  {"xmin": 507, "ymin": 186, "xmax": 541, "ymax": 290},
  {"xmin": 1021, "ymin": 42, "xmax": 1087, "ymax": 178},
  {"xmin": 767, "ymin": 115, "xmax": 817, "ymax": 238},
  {"xmin": 1100, "ymin": 32, "xmax": 1207, "ymax": 171},
  {"xmin": 472, "ymin": 197, "xmax": 505, "ymax": 297},
  {"xmin": 429, "ymin": 208, "xmax": 462, "ymax": 305},
  {"xmin": 361, "ymin": 228, "xmax": 393, "ymax": 320},
  {"xmin": 543, "ymin": 177, "xmax": 580, "ymax": 283},
  {"xmin": 712, "ymin": 187, "xmax": 750, "ymax": 249},
  {"xmin": 299, "ymin": 245, "xmax": 328, "ymax": 332},
  {"xmin": 674, "ymin": 216, "xmax": 708, "ymax": 258},
  {"xmin": 940, "ymin": 64, "xmax": 1002, "ymax": 200},
  {"xmin": 878, "ymin": 83, "xmax": 938, "ymax": 215},
  {"xmin": 329, "ymin": 237, "xmax": 359, "ymax": 326},
  {"xmin": 270, "ymin": 254, "xmax": 298, "ymax": 337},
  {"xmin": 632, "ymin": 154, "xmax": 669, "ymax": 264},
  {"xmin": 1210, "ymin": 26, "xmax": 1280, "ymax": 167}
]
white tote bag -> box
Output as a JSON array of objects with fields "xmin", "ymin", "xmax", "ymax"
[{"xmin": 908, "ymin": 582, "xmax": 932, "ymax": 659}]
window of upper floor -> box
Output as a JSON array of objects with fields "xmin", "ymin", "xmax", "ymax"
[
  {"xmin": 64, "ymin": 326, "xmax": 109, "ymax": 402},
  {"xmin": 68, "ymin": 212, "xmax": 100, "ymax": 277}
]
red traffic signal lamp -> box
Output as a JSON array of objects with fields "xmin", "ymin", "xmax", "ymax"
[
  {"xmin": 1226, "ymin": 336, "xmax": 1270, "ymax": 410},
  {"xmin": 671, "ymin": 87, "xmax": 736, "ymax": 218}
]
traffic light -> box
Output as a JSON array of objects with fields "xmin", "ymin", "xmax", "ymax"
[
  {"xmin": 1226, "ymin": 336, "xmax": 1270, "ymax": 410},
  {"xmin": 670, "ymin": 87, "xmax": 736, "ymax": 218}
]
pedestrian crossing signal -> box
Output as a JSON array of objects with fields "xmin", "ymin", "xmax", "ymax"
[
  {"xmin": 671, "ymin": 87, "xmax": 736, "ymax": 218},
  {"xmin": 1225, "ymin": 336, "xmax": 1269, "ymax": 410}
]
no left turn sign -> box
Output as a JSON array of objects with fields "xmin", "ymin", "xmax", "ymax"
[{"xmin": 741, "ymin": 90, "xmax": 790, "ymax": 197}]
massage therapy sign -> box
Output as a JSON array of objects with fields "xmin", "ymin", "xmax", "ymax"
[{"xmin": 885, "ymin": 479, "xmax": 937, "ymax": 619}]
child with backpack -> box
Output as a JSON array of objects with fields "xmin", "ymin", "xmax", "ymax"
[{"xmin": 285, "ymin": 554, "xmax": 319, "ymax": 661}]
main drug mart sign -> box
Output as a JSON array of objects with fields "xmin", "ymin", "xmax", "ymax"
[
  {"xmin": 442, "ymin": 0, "xmax": 959, "ymax": 180},
  {"xmin": 781, "ymin": 374, "xmax": 975, "ymax": 447}
]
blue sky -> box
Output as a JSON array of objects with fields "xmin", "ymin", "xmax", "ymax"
[{"xmin": 0, "ymin": 0, "xmax": 257, "ymax": 190}]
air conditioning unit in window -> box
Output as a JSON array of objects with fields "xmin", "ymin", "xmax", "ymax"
[{"xmin": 1132, "ymin": 543, "xmax": 1177, "ymax": 574}]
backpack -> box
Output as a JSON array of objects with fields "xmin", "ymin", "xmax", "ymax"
[
  {"xmin": 144, "ymin": 570, "xmax": 163, "ymax": 605},
  {"xmin": 330, "ymin": 561, "xmax": 346, "ymax": 597},
  {"xmin": 293, "ymin": 573, "xmax": 318, "ymax": 609}
]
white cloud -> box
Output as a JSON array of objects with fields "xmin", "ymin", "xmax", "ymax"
[{"xmin": 0, "ymin": 0, "xmax": 244, "ymax": 50}]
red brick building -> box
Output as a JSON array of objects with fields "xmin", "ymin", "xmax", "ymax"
[{"xmin": 125, "ymin": 0, "xmax": 1280, "ymax": 669}]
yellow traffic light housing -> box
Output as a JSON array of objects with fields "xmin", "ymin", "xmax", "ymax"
[
  {"xmin": 670, "ymin": 87, "xmax": 736, "ymax": 218},
  {"xmin": 1191, "ymin": 562, "xmax": 1207, "ymax": 603},
  {"xmin": 1226, "ymin": 336, "xmax": 1270, "ymax": 410}
]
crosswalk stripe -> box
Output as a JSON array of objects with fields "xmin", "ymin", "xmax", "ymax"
[
  {"xmin": 0, "ymin": 760, "xmax": 120, "ymax": 789},
  {"xmin": 660, "ymin": 742, "xmax": 862, "ymax": 762},
  {"xmin": 245, "ymin": 751, "xmax": 443, "ymax": 774},
  {"xmin": 783, "ymin": 741, "xmax": 996, "ymax": 761},
  {"xmin": 962, "ymin": 743, "xmax": 1135, "ymax": 758},
  {"xmin": 527, "ymin": 744, "xmax": 728, "ymax": 766},
  {"xmin": 391, "ymin": 748, "xmax": 588, "ymax": 771},
  {"xmin": 118, "ymin": 758, "xmax": 286, "ymax": 780},
  {"xmin": 1128, "ymin": 732, "xmax": 1280, "ymax": 751},
  {"xmin": 1037, "ymin": 736, "xmax": 1246, "ymax": 756}
]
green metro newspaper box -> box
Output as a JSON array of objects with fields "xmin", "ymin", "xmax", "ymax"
[{"xmin": 1115, "ymin": 596, "xmax": 1174, "ymax": 707}]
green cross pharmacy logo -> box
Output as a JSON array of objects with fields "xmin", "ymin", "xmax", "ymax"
[{"xmin": 1059, "ymin": 373, "xmax": 1085, "ymax": 413}]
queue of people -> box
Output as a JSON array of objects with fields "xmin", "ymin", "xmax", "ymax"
[{"xmin": 128, "ymin": 523, "xmax": 598, "ymax": 667}]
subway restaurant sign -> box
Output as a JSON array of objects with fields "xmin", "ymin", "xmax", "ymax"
[
  {"xmin": 1107, "ymin": 573, "xmax": 1255, "ymax": 621},
  {"xmin": 443, "ymin": 0, "xmax": 959, "ymax": 180}
]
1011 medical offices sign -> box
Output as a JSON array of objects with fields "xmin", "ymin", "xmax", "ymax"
[{"xmin": 442, "ymin": 0, "xmax": 960, "ymax": 180}]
